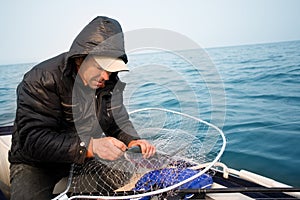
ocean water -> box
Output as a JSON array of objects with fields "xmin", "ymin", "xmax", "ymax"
[{"xmin": 0, "ymin": 40, "xmax": 299, "ymax": 187}]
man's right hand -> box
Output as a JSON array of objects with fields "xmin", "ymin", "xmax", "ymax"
[{"xmin": 87, "ymin": 137, "xmax": 127, "ymax": 161}]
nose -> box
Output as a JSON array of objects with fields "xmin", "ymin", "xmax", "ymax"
[{"xmin": 102, "ymin": 70, "xmax": 111, "ymax": 80}]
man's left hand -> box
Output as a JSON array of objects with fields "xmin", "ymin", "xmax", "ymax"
[{"xmin": 128, "ymin": 139, "xmax": 156, "ymax": 158}]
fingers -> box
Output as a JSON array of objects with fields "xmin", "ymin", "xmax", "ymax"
[
  {"xmin": 92, "ymin": 137, "xmax": 126, "ymax": 161},
  {"xmin": 110, "ymin": 138, "xmax": 127, "ymax": 152},
  {"xmin": 128, "ymin": 140, "xmax": 156, "ymax": 159},
  {"xmin": 138, "ymin": 141, "xmax": 155, "ymax": 158}
]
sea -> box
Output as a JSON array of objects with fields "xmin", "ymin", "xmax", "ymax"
[{"xmin": 0, "ymin": 40, "xmax": 299, "ymax": 187}]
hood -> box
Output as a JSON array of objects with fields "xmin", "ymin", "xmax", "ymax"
[{"xmin": 64, "ymin": 16, "xmax": 128, "ymax": 75}]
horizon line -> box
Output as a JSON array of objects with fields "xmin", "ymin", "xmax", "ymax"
[{"xmin": 1, "ymin": 39, "xmax": 299, "ymax": 66}]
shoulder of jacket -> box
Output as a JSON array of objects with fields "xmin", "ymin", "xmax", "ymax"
[{"xmin": 23, "ymin": 54, "xmax": 68, "ymax": 89}]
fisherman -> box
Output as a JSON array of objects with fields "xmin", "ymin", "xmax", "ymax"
[{"xmin": 9, "ymin": 16, "xmax": 155, "ymax": 200}]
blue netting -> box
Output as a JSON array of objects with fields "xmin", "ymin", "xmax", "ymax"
[{"xmin": 133, "ymin": 168, "xmax": 213, "ymax": 199}]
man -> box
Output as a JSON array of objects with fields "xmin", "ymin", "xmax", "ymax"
[{"xmin": 9, "ymin": 16, "xmax": 155, "ymax": 199}]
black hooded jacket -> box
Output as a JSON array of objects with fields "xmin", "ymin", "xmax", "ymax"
[{"xmin": 9, "ymin": 16, "xmax": 140, "ymax": 167}]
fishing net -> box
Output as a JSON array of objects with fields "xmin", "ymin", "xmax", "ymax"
[{"xmin": 54, "ymin": 108, "xmax": 226, "ymax": 200}]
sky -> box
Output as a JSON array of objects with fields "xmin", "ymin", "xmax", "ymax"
[{"xmin": 0, "ymin": 0, "xmax": 300, "ymax": 65}]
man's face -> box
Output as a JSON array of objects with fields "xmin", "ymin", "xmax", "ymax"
[{"xmin": 78, "ymin": 57, "xmax": 112, "ymax": 89}]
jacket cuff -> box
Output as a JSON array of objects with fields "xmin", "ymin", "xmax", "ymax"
[
  {"xmin": 117, "ymin": 132, "xmax": 140, "ymax": 146},
  {"xmin": 73, "ymin": 137, "xmax": 90, "ymax": 164}
]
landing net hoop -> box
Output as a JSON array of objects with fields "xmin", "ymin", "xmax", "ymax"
[{"xmin": 54, "ymin": 107, "xmax": 226, "ymax": 200}]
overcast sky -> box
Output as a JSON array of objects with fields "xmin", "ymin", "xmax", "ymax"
[{"xmin": 1, "ymin": 0, "xmax": 300, "ymax": 64}]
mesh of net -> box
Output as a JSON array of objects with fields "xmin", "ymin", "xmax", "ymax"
[{"xmin": 66, "ymin": 108, "xmax": 224, "ymax": 198}]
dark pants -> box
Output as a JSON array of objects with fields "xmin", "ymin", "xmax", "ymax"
[{"xmin": 10, "ymin": 164, "xmax": 69, "ymax": 200}]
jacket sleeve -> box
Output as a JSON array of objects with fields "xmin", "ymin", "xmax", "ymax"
[
  {"xmin": 109, "ymin": 103, "xmax": 141, "ymax": 146},
  {"xmin": 15, "ymin": 68, "xmax": 86, "ymax": 164},
  {"xmin": 100, "ymin": 81, "xmax": 140, "ymax": 146}
]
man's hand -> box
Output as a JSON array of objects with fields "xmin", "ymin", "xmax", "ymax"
[
  {"xmin": 128, "ymin": 139, "xmax": 156, "ymax": 158},
  {"xmin": 88, "ymin": 137, "xmax": 127, "ymax": 160}
]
